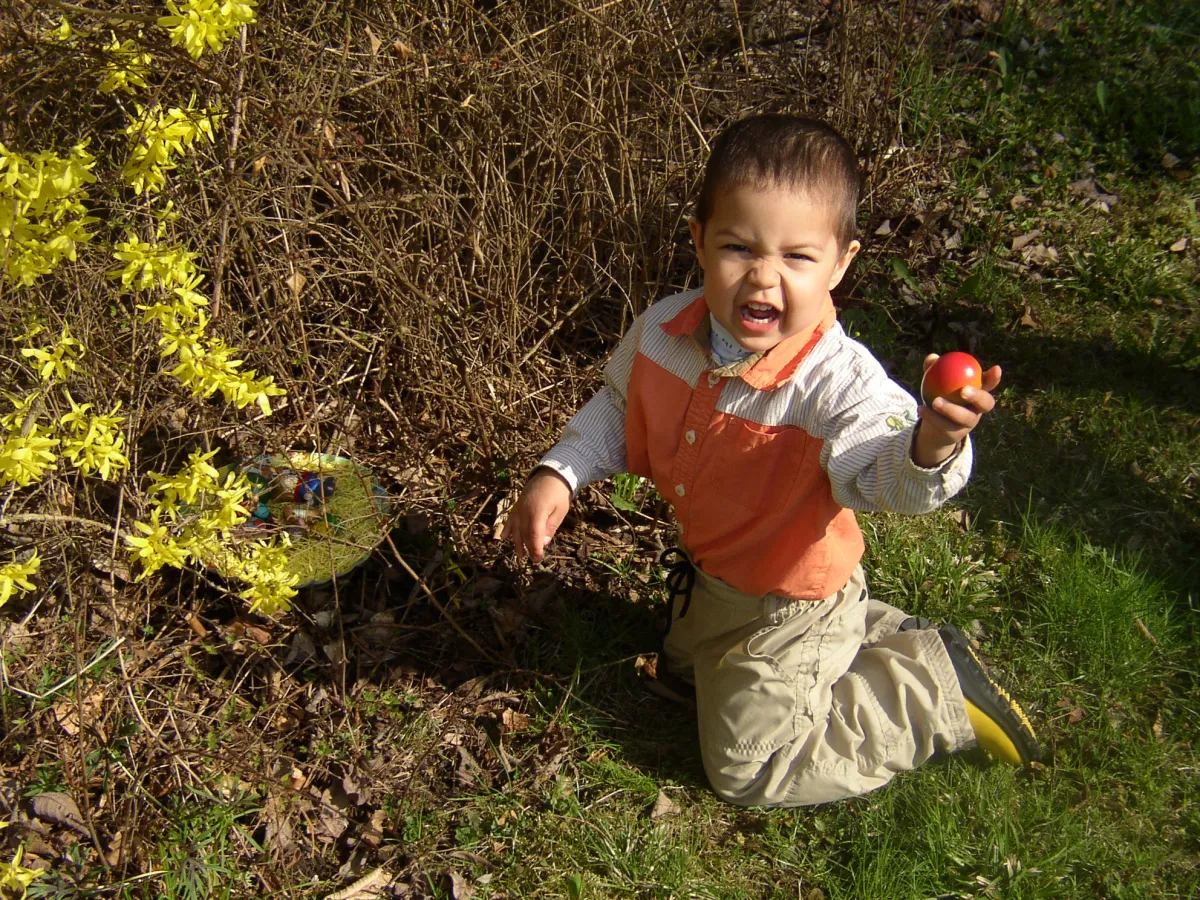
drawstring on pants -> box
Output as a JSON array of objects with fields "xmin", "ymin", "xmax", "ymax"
[{"xmin": 659, "ymin": 547, "xmax": 695, "ymax": 636}]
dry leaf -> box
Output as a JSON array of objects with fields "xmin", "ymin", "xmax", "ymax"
[
  {"xmin": 1023, "ymin": 243, "xmax": 1059, "ymax": 266},
  {"xmin": 326, "ymin": 867, "xmax": 392, "ymax": 900},
  {"xmin": 53, "ymin": 688, "xmax": 106, "ymax": 738},
  {"xmin": 323, "ymin": 120, "xmax": 337, "ymax": 147},
  {"xmin": 29, "ymin": 792, "xmax": 87, "ymax": 833},
  {"xmin": 1011, "ymin": 229, "xmax": 1042, "ymax": 252},
  {"xmin": 634, "ymin": 654, "xmax": 658, "ymax": 680},
  {"xmin": 1019, "ymin": 303, "xmax": 1039, "ymax": 328},
  {"xmin": 1162, "ymin": 153, "xmax": 1181, "ymax": 170},
  {"xmin": 393, "ymin": 39, "xmax": 413, "ymax": 57},
  {"xmin": 286, "ymin": 272, "xmax": 307, "ymax": 298},
  {"xmin": 289, "ymin": 767, "xmax": 307, "ymax": 791},
  {"xmin": 253, "ymin": 154, "xmax": 269, "ymax": 174},
  {"xmin": 1009, "ymin": 193, "xmax": 1031, "ymax": 211},
  {"xmin": 491, "ymin": 494, "xmax": 513, "ymax": 540},
  {"xmin": 650, "ymin": 790, "xmax": 680, "ymax": 819},
  {"xmin": 314, "ymin": 788, "xmax": 349, "ymax": 842},
  {"xmin": 1152, "ymin": 711, "xmax": 1165, "ymax": 743},
  {"xmin": 364, "ymin": 26, "xmax": 382, "ymax": 55},
  {"xmin": 103, "ymin": 831, "xmax": 123, "ymax": 867},
  {"xmin": 1067, "ymin": 177, "xmax": 1119, "ymax": 207},
  {"xmin": 950, "ymin": 508, "xmax": 970, "ymax": 530},
  {"xmin": 263, "ymin": 793, "xmax": 296, "ymax": 855},
  {"xmin": 1068, "ymin": 707, "xmax": 1085, "ymax": 725},
  {"xmin": 447, "ymin": 870, "xmax": 476, "ymax": 900},
  {"xmin": 874, "ymin": 219, "xmax": 893, "ymax": 236},
  {"xmin": 1169, "ymin": 237, "xmax": 1189, "ymax": 253},
  {"xmin": 501, "ymin": 707, "xmax": 531, "ymax": 733}
]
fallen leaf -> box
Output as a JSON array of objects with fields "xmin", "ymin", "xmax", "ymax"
[
  {"xmin": 950, "ymin": 508, "xmax": 970, "ymax": 530},
  {"xmin": 1009, "ymin": 193, "xmax": 1031, "ymax": 211},
  {"xmin": 313, "ymin": 788, "xmax": 349, "ymax": 842},
  {"xmin": 1169, "ymin": 237, "xmax": 1189, "ymax": 253},
  {"xmin": 501, "ymin": 707, "xmax": 531, "ymax": 733},
  {"xmin": 1152, "ymin": 711, "xmax": 1165, "ymax": 743},
  {"xmin": 286, "ymin": 272, "xmax": 307, "ymax": 298},
  {"xmin": 1023, "ymin": 243, "xmax": 1059, "ymax": 266},
  {"xmin": 1162, "ymin": 153, "xmax": 1180, "ymax": 170},
  {"xmin": 874, "ymin": 219, "xmax": 893, "ymax": 236},
  {"xmin": 1068, "ymin": 707, "xmax": 1084, "ymax": 724},
  {"xmin": 634, "ymin": 654, "xmax": 658, "ymax": 680},
  {"xmin": 253, "ymin": 154, "xmax": 269, "ymax": 174},
  {"xmin": 1011, "ymin": 229, "xmax": 1042, "ymax": 252},
  {"xmin": 364, "ymin": 26, "xmax": 382, "ymax": 55},
  {"xmin": 447, "ymin": 870, "xmax": 475, "ymax": 900},
  {"xmin": 1067, "ymin": 177, "xmax": 1119, "ymax": 207},
  {"xmin": 289, "ymin": 767, "xmax": 307, "ymax": 791},
  {"xmin": 1022, "ymin": 397, "xmax": 1038, "ymax": 420},
  {"xmin": 1019, "ymin": 303, "xmax": 1039, "ymax": 328},
  {"xmin": 263, "ymin": 793, "xmax": 296, "ymax": 855},
  {"xmin": 53, "ymin": 688, "xmax": 106, "ymax": 738},
  {"xmin": 29, "ymin": 792, "xmax": 87, "ymax": 833},
  {"xmin": 943, "ymin": 231, "xmax": 963, "ymax": 250},
  {"xmin": 650, "ymin": 790, "xmax": 679, "ymax": 819},
  {"xmin": 326, "ymin": 867, "xmax": 393, "ymax": 900},
  {"xmin": 103, "ymin": 831, "xmax": 123, "ymax": 867},
  {"xmin": 361, "ymin": 809, "xmax": 386, "ymax": 848},
  {"xmin": 393, "ymin": 39, "xmax": 414, "ymax": 57}
]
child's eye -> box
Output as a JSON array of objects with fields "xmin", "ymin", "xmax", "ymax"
[
  {"xmin": 721, "ymin": 243, "xmax": 751, "ymax": 254},
  {"xmin": 784, "ymin": 253, "xmax": 813, "ymax": 262}
]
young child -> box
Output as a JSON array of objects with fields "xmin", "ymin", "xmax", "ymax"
[{"xmin": 502, "ymin": 114, "xmax": 1040, "ymax": 807}]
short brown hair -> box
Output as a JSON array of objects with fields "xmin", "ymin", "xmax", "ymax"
[{"xmin": 694, "ymin": 114, "xmax": 861, "ymax": 250}]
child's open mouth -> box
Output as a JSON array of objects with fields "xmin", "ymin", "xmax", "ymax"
[{"xmin": 739, "ymin": 301, "xmax": 781, "ymax": 333}]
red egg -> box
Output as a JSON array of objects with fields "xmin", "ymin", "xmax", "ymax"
[{"xmin": 921, "ymin": 351, "xmax": 984, "ymax": 407}]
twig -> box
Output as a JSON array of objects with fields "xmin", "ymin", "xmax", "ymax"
[
  {"xmin": 10, "ymin": 638, "xmax": 127, "ymax": 701},
  {"xmin": 1134, "ymin": 617, "xmax": 1159, "ymax": 647},
  {"xmin": 383, "ymin": 533, "xmax": 502, "ymax": 664}
]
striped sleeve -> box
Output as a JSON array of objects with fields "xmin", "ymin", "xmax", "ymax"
[
  {"xmin": 817, "ymin": 343, "xmax": 973, "ymax": 514},
  {"xmin": 537, "ymin": 313, "xmax": 644, "ymax": 494}
]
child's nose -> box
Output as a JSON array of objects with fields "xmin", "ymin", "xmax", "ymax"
[{"xmin": 748, "ymin": 259, "xmax": 780, "ymax": 289}]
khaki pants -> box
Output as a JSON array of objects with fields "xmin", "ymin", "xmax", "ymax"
[{"xmin": 663, "ymin": 563, "xmax": 975, "ymax": 807}]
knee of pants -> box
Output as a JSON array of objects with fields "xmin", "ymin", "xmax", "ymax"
[{"xmin": 703, "ymin": 751, "xmax": 775, "ymax": 808}]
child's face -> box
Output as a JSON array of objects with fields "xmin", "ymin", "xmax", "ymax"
[{"xmin": 690, "ymin": 184, "xmax": 860, "ymax": 354}]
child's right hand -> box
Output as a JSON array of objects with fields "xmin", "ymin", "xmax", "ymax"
[{"xmin": 500, "ymin": 468, "xmax": 572, "ymax": 564}]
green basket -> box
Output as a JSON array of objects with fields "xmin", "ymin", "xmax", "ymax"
[{"xmin": 234, "ymin": 451, "xmax": 390, "ymax": 589}]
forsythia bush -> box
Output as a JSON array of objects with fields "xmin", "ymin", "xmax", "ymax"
[{"xmin": 0, "ymin": 0, "xmax": 296, "ymax": 631}]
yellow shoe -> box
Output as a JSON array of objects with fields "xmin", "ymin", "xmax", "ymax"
[{"xmin": 940, "ymin": 624, "xmax": 1042, "ymax": 766}]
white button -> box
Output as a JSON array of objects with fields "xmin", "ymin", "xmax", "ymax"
[
  {"xmin": 707, "ymin": 373, "xmax": 720, "ymax": 387},
  {"xmin": 685, "ymin": 430, "xmax": 696, "ymax": 444},
  {"xmin": 674, "ymin": 484, "xmax": 686, "ymax": 497}
]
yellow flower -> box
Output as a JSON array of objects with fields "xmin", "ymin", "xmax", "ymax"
[
  {"xmin": 98, "ymin": 34, "xmax": 153, "ymax": 95},
  {"xmin": 121, "ymin": 102, "xmax": 222, "ymax": 195},
  {"xmin": 158, "ymin": 0, "xmax": 257, "ymax": 60},
  {"xmin": 0, "ymin": 428, "xmax": 59, "ymax": 487},
  {"xmin": 0, "ymin": 142, "xmax": 98, "ymax": 285},
  {"xmin": 19, "ymin": 325, "xmax": 84, "ymax": 382},
  {"xmin": 59, "ymin": 393, "xmax": 129, "ymax": 481},
  {"xmin": 126, "ymin": 510, "xmax": 190, "ymax": 579},
  {"xmin": 0, "ymin": 551, "xmax": 40, "ymax": 609}
]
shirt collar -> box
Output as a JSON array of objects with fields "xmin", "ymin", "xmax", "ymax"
[{"xmin": 660, "ymin": 293, "xmax": 837, "ymax": 389}]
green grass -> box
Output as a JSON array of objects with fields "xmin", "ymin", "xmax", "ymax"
[{"xmin": 17, "ymin": 2, "xmax": 1198, "ymax": 897}]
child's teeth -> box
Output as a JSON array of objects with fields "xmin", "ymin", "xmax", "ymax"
[{"xmin": 747, "ymin": 302, "xmax": 773, "ymax": 310}]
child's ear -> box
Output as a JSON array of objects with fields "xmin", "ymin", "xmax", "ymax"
[
  {"xmin": 828, "ymin": 240, "xmax": 861, "ymax": 290},
  {"xmin": 688, "ymin": 216, "xmax": 707, "ymax": 271}
]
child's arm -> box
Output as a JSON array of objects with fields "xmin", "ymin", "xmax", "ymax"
[
  {"xmin": 912, "ymin": 353, "xmax": 1002, "ymax": 468},
  {"xmin": 502, "ymin": 317, "xmax": 644, "ymax": 563},
  {"xmin": 818, "ymin": 348, "xmax": 991, "ymax": 515}
]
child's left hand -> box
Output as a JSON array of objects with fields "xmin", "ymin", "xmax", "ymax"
[{"xmin": 912, "ymin": 353, "xmax": 1002, "ymax": 468}]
